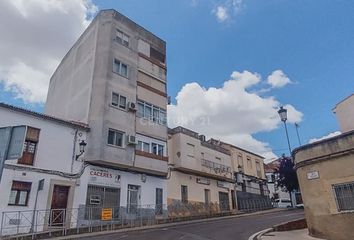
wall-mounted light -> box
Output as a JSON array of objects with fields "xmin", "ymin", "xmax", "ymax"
[{"xmin": 76, "ymin": 140, "xmax": 87, "ymax": 160}]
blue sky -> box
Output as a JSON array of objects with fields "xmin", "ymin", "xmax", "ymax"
[{"xmin": 0, "ymin": 0, "xmax": 353, "ymax": 160}]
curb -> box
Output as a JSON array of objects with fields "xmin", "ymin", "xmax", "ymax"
[
  {"xmin": 248, "ymin": 216, "xmax": 306, "ymax": 240},
  {"xmin": 248, "ymin": 228, "xmax": 273, "ymax": 240},
  {"xmin": 50, "ymin": 208, "xmax": 286, "ymax": 240}
]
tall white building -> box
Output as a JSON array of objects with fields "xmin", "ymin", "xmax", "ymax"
[{"xmin": 45, "ymin": 9, "xmax": 168, "ymax": 213}]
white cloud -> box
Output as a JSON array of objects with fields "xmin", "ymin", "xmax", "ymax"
[
  {"xmin": 167, "ymin": 70, "xmax": 303, "ymax": 161},
  {"xmin": 0, "ymin": 0, "xmax": 98, "ymax": 104},
  {"xmin": 267, "ymin": 70, "xmax": 292, "ymax": 88},
  {"xmin": 215, "ymin": 6, "xmax": 229, "ymax": 22},
  {"xmin": 213, "ymin": 0, "xmax": 244, "ymax": 23},
  {"xmin": 308, "ymin": 131, "xmax": 341, "ymax": 144}
]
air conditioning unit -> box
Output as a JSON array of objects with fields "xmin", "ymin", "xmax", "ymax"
[
  {"xmin": 127, "ymin": 102, "xmax": 137, "ymax": 111},
  {"xmin": 127, "ymin": 135, "xmax": 137, "ymax": 145}
]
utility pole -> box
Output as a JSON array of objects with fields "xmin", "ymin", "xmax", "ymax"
[{"xmin": 295, "ymin": 123, "xmax": 301, "ymax": 146}]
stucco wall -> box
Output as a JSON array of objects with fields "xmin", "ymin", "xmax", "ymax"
[
  {"xmin": 333, "ymin": 94, "xmax": 354, "ymax": 133},
  {"xmin": 294, "ymin": 132, "xmax": 354, "ymax": 240},
  {"xmin": 167, "ymin": 171, "xmax": 232, "ymax": 206}
]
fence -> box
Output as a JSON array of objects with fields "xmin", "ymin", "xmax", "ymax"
[{"xmin": 0, "ymin": 201, "xmax": 272, "ymax": 239}]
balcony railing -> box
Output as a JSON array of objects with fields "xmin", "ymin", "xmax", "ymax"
[{"xmin": 201, "ymin": 159, "xmax": 232, "ymax": 173}]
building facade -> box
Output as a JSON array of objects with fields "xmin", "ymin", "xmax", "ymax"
[
  {"xmin": 0, "ymin": 103, "xmax": 89, "ymax": 235},
  {"xmin": 333, "ymin": 93, "xmax": 354, "ymax": 133},
  {"xmin": 217, "ymin": 141, "xmax": 271, "ymax": 211},
  {"xmin": 45, "ymin": 10, "xmax": 168, "ymax": 212},
  {"xmin": 293, "ymin": 131, "xmax": 354, "ymax": 240},
  {"xmin": 264, "ymin": 160, "xmax": 289, "ymax": 201},
  {"xmin": 294, "ymin": 94, "xmax": 354, "ymax": 240},
  {"xmin": 167, "ymin": 127, "xmax": 235, "ymax": 216}
]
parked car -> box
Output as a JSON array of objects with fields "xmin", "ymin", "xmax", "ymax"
[
  {"xmin": 296, "ymin": 203, "xmax": 304, "ymax": 209},
  {"xmin": 274, "ymin": 198, "xmax": 292, "ymax": 208}
]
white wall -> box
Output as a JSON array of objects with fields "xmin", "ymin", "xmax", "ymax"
[{"xmin": 0, "ymin": 108, "xmax": 87, "ymax": 174}]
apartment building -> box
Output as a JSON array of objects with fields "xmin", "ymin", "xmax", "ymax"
[
  {"xmin": 215, "ymin": 141, "xmax": 271, "ymax": 210},
  {"xmin": 45, "ymin": 10, "xmax": 168, "ymax": 213},
  {"xmin": 167, "ymin": 127, "xmax": 235, "ymax": 215},
  {"xmin": 0, "ymin": 103, "xmax": 89, "ymax": 235}
]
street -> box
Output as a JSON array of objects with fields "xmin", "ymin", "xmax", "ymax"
[{"xmin": 84, "ymin": 209, "xmax": 304, "ymax": 240}]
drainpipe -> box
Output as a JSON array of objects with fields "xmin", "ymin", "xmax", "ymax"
[{"xmin": 71, "ymin": 130, "xmax": 78, "ymax": 174}]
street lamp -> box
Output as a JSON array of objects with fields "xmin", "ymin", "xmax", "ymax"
[
  {"xmin": 76, "ymin": 140, "xmax": 87, "ymax": 160},
  {"xmin": 278, "ymin": 106, "xmax": 292, "ymax": 156}
]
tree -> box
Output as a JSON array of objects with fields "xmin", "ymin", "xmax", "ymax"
[{"xmin": 276, "ymin": 155, "xmax": 299, "ymax": 205}]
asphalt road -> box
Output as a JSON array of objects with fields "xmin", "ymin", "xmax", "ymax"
[{"xmin": 84, "ymin": 209, "xmax": 304, "ymax": 240}]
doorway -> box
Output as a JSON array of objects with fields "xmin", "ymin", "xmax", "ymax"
[
  {"xmin": 50, "ymin": 185, "xmax": 70, "ymax": 226},
  {"xmin": 127, "ymin": 185, "xmax": 140, "ymax": 214},
  {"xmin": 218, "ymin": 192, "xmax": 230, "ymax": 212}
]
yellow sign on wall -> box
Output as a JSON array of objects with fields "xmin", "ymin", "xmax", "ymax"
[{"xmin": 101, "ymin": 208, "xmax": 112, "ymax": 220}]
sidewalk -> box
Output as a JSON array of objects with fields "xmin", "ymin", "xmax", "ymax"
[{"xmin": 261, "ymin": 229, "xmax": 324, "ymax": 240}]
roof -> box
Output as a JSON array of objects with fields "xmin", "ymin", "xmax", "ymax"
[
  {"xmin": 264, "ymin": 159, "xmax": 280, "ymax": 173},
  {"xmin": 292, "ymin": 129, "xmax": 354, "ymax": 156},
  {"xmin": 218, "ymin": 140, "xmax": 265, "ymax": 159},
  {"xmin": 0, "ymin": 102, "xmax": 89, "ymax": 130},
  {"xmin": 168, "ymin": 126, "xmax": 230, "ymax": 155}
]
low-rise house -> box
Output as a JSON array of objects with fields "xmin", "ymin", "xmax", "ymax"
[
  {"xmin": 0, "ymin": 103, "xmax": 89, "ymax": 235},
  {"xmin": 264, "ymin": 159, "xmax": 301, "ymax": 207},
  {"xmin": 216, "ymin": 141, "xmax": 271, "ymax": 211},
  {"xmin": 293, "ymin": 94, "xmax": 354, "ymax": 240},
  {"xmin": 167, "ymin": 127, "xmax": 235, "ymax": 216},
  {"xmin": 264, "ymin": 160, "xmax": 289, "ymax": 201}
]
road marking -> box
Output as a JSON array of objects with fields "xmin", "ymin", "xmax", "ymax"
[{"xmin": 248, "ymin": 228, "xmax": 273, "ymax": 240}]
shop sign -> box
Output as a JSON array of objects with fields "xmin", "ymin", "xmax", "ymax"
[
  {"xmin": 89, "ymin": 166, "xmax": 121, "ymax": 187},
  {"xmin": 196, "ymin": 177, "xmax": 210, "ymax": 185}
]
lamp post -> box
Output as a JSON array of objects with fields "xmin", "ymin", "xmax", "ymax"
[
  {"xmin": 278, "ymin": 106, "xmax": 292, "ymax": 156},
  {"xmin": 76, "ymin": 140, "xmax": 87, "ymax": 160}
]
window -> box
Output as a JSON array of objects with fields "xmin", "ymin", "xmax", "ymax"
[
  {"xmin": 247, "ymin": 156, "xmax": 252, "ymax": 168},
  {"xmin": 107, "ymin": 129, "xmax": 124, "ymax": 147},
  {"xmin": 115, "ymin": 29, "xmax": 129, "ymax": 47},
  {"xmin": 150, "ymin": 46, "xmax": 165, "ymax": 64},
  {"xmin": 8, "ymin": 181, "xmax": 32, "ymax": 206},
  {"xmin": 111, "ymin": 92, "xmax": 127, "ymax": 109},
  {"xmin": 256, "ymin": 161, "xmax": 262, "ymax": 178},
  {"xmin": 215, "ymin": 157, "xmax": 221, "ymax": 161},
  {"xmin": 186, "ymin": 143, "xmax": 195, "ymax": 157},
  {"xmin": 237, "ymin": 154, "xmax": 243, "ymax": 165},
  {"xmin": 152, "ymin": 143, "xmax": 158, "ymax": 155},
  {"xmin": 333, "ymin": 182, "xmax": 354, "ymax": 212},
  {"xmin": 113, "ymin": 59, "xmax": 128, "ymax": 78},
  {"xmin": 181, "ymin": 185, "xmax": 188, "ymax": 203},
  {"xmin": 136, "ymin": 141, "xmax": 150, "ymax": 152},
  {"xmin": 18, "ymin": 127, "xmax": 40, "ymax": 165},
  {"xmin": 157, "ymin": 144, "xmax": 164, "ymax": 156},
  {"xmin": 204, "ymin": 189, "xmax": 210, "ymax": 204},
  {"xmin": 137, "ymin": 100, "xmax": 166, "ymax": 125},
  {"xmin": 85, "ymin": 185, "xmax": 120, "ymax": 219}
]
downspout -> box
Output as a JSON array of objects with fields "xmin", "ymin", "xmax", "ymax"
[{"xmin": 71, "ymin": 129, "xmax": 78, "ymax": 173}]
